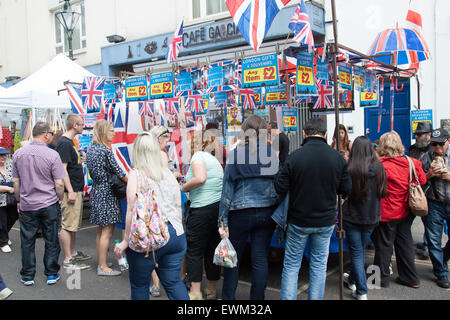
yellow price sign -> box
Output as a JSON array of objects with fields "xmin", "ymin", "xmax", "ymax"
[
  {"xmin": 126, "ymin": 86, "xmax": 148, "ymax": 99},
  {"xmin": 361, "ymin": 92, "xmax": 378, "ymax": 102},
  {"xmin": 339, "ymin": 71, "xmax": 352, "ymax": 86},
  {"xmin": 283, "ymin": 116, "xmax": 297, "ymax": 128},
  {"xmin": 151, "ymin": 82, "xmax": 172, "ymax": 95},
  {"xmin": 297, "ymin": 66, "xmax": 314, "ymax": 86},
  {"xmin": 243, "ymin": 66, "xmax": 277, "ymax": 84},
  {"xmin": 354, "ymin": 75, "xmax": 364, "ymax": 88}
]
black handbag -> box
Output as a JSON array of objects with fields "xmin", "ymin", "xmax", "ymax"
[
  {"xmin": 0, "ymin": 181, "xmax": 16, "ymax": 206},
  {"xmin": 109, "ymin": 174, "xmax": 127, "ymax": 199}
]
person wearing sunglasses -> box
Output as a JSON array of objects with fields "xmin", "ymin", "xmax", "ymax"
[{"xmin": 419, "ymin": 128, "xmax": 450, "ymax": 289}]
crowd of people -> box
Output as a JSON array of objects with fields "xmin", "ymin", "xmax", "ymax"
[{"xmin": 0, "ymin": 113, "xmax": 449, "ymax": 301}]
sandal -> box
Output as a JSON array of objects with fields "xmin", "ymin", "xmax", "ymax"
[
  {"xmin": 188, "ymin": 292, "xmax": 203, "ymax": 300},
  {"xmin": 150, "ymin": 285, "xmax": 161, "ymax": 297},
  {"xmin": 205, "ymin": 289, "xmax": 216, "ymax": 300}
]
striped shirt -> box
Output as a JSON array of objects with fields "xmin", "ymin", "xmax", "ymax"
[{"xmin": 419, "ymin": 147, "xmax": 450, "ymax": 202}]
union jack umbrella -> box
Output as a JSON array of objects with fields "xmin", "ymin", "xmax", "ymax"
[
  {"xmin": 240, "ymin": 89, "xmax": 257, "ymax": 110},
  {"xmin": 288, "ymin": 0, "xmax": 314, "ymax": 49},
  {"xmin": 138, "ymin": 101, "xmax": 154, "ymax": 117},
  {"xmin": 166, "ymin": 19, "xmax": 184, "ymax": 63},
  {"xmin": 165, "ymin": 98, "xmax": 179, "ymax": 115},
  {"xmin": 226, "ymin": 0, "xmax": 291, "ymax": 53},
  {"xmin": 311, "ymin": 80, "xmax": 333, "ymax": 110},
  {"xmin": 368, "ymin": 25, "xmax": 431, "ymax": 70},
  {"xmin": 81, "ymin": 76, "xmax": 105, "ymax": 114},
  {"xmin": 185, "ymin": 95, "xmax": 205, "ymax": 114}
]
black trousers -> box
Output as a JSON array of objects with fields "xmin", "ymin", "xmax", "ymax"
[
  {"xmin": 0, "ymin": 205, "xmax": 19, "ymax": 247},
  {"xmin": 372, "ymin": 214, "xmax": 420, "ymax": 286},
  {"xmin": 185, "ymin": 201, "xmax": 221, "ymax": 283}
]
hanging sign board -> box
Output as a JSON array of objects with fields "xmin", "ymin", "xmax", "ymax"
[
  {"xmin": 265, "ymin": 86, "xmax": 288, "ymax": 105},
  {"xmin": 104, "ymin": 82, "xmax": 116, "ymax": 102},
  {"xmin": 282, "ymin": 107, "xmax": 298, "ymax": 132},
  {"xmin": 353, "ymin": 66, "xmax": 365, "ymax": 91},
  {"xmin": 338, "ymin": 63, "xmax": 353, "ymax": 90},
  {"xmin": 411, "ymin": 109, "xmax": 433, "ymax": 139},
  {"xmin": 316, "ymin": 59, "xmax": 329, "ymax": 81},
  {"xmin": 125, "ymin": 76, "xmax": 149, "ymax": 101},
  {"xmin": 176, "ymin": 71, "xmax": 193, "ymax": 92},
  {"xmin": 239, "ymin": 88, "xmax": 262, "ymax": 106},
  {"xmin": 242, "ymin": 53, "xmax": 279, "ymax": 88},
  {"xmin": 297, "ymin": 51, "xmax": 318, "ymax": 96},
  {"xmin": 149, "ymin": 72, "xmax": 174, "ymax": 99},
  {"xmin": 360, "ymin": 91, "xmax": 379, "ymax": 108}
]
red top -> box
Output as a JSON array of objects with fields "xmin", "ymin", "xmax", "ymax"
[{"xmin": 380, "ymin": 156, "xmax": 427, "ymax": 222}]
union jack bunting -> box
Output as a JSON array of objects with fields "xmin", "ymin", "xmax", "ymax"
[
  {"xmin": 165, "ymin": 98, "xmax": 179, "ymax": 115},
  {"xmin": 65, "ymin": 84, "xmax": 84, "ymax": 114},
  {"xmin": 104, "ymin": 103, "xmax": 115, "ymax": 122},
  {"xmin": 185, "ymin": 112, "xmax": 195, "ymax": 128},
  {"xmin": 138, "ymin": 101, "xmax": 154, "ymax": 117},
  {"xmin": 240, "ymin": 89, "xmax": 257, "ymax": 110},
  {"xmin": 311, "ymin": 80, "xmax": 333, "ymax": 110},
  {"xmin": 185, "ymin": 95, "xmax": 205, "ymax": 114},
  {"xmin": 81, "ymin": 76, "xmax": 105, "ymax": 114},
  {"xmin": 289, "ymin": 0, "xmax": 314, "ymax": 48},
  {"xmin": 111, "ymin": 102, "xmax": 132, "ymax": 174},
  {"xmin": 226, "ymin": 0, "xmax": 291, "ymax": 53},
  {"xmin": 166, "ymin": 19, "xmax": 184, "ymax": 63}
]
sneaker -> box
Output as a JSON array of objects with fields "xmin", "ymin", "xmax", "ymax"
[
  {"xmin": 71, "ymin": 251, "xmax": 92, "ymax": 261},
  {"xmin": 436, "ymin": 276, "xmax": 450, "ymax": 289},
  {"xmin": 1, "ymin": 245, "xmax": 12, "ymax": 253},
  {"xmin": 20, "ymin": 276, "xmax": 35, "ymax": 287},
  {"xmin": 150, "ymin": 285, "xmax": 161, "ymax": 297},
  {"xmin": 343, "ymin": 272, "xmax": 356, "ymax": 292},
  {"xmin": 47, "ymin": 273, "xmax": 60, "ymax": 285},
  {"xmin": 97, "ymin": 267, "xmax": 121, "ymax": 276},
  {"xmin": 7, "ymin": 240, "xmax": 12, "ymax": 246},
  {"xmin": 0, "ymin": 288, "xmax": 13, "ymax": 300},
  {"xmin": 352, "ymin": 291, "xmax": 368, "ymax": 300},
  {"xmin": 63, "ymin": 258, "xmax": 91, "ymax": 270}
]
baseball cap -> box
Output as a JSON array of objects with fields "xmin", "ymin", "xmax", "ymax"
[
  {"xmin": 0, "ymin": 147, "xmax": 9, "ymax": 155},
  {"xmin": 430, "ymin": 128, "xmax": 450, "ymax": 144}
]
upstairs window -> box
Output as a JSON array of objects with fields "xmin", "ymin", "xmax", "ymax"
[{"xmin": 192, "ymin": 0, "xmax": 227, "ymax": 19}]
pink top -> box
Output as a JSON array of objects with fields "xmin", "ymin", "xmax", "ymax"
[{"xmin": 13, "ymin": 141, "xmax": 66, "ymax": 211}]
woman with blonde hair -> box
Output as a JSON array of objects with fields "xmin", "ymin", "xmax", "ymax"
[
  {"xmin": 114, "ymin": 132, "xmax": 189, "ymax": 300},
  {"xmin": 86, "ymin": 119, "xmax": 127, "ymax": 276},
  {"xmin": 150, "ymin": 126, "xmax": 181, "ymax": 179},
  {"xmin": 372, "ymin": 131, "xmax": 426, "ymax": 288},
  {"xmin": 181, "ymin": 130, "xmax": 224, "ymax": 300}
]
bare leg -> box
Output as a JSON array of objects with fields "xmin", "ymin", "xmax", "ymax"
[
  {"xmin": 98, "ymin": 225, "xmax": 114, "ymax": 271},
  {"xmin": 59, "ymin": 229, "xmax": 73, "ymax": 262}
]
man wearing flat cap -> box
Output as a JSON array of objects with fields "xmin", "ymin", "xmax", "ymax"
[
  {"xmin": 419, "ymin": 128, "xmax": 450, "ymax": 289},
  {"xmin": 409, "ymin": 122, "xmax": 432, "ymax": 160}
]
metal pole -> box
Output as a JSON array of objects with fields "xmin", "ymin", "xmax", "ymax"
[
  {"xmin": 416, "ymin": 75, "xmax": 421, "ymax": 110},
  {"xmin": 330, "ymin": 0, "xmax": 345, "ymax": 301},
  {"xmin": 68, "ymin": 33, "xmax": 74, "ymax": 61}
]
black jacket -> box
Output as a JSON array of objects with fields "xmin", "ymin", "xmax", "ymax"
[
  {"xmin": 343, "ymin": 166, "xmax": 383, "ymax": 228},
  {"xmin": 274, "ymin": 136, "xmax": 352, "ymax": 228},
  {"xmin": 408, "ymin": 143, "xmax": 432, "ymax": 161}
]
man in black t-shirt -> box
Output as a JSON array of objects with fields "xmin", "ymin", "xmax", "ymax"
[
  {"xmin": 269, "ymin": 122, "xmax": 290, "ymax": 166},
  {"xmin": 55, "ymin": 115, "xmax": 91, "ymax": 271}
]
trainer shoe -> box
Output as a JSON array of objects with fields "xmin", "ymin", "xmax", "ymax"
[
  {"xmin": 20, "ymin": 276, "xmax": 35, "ymax": 287},
  {"xmin": 71, "ymin": 251, "xmax": 92, "ymax": 261},
  {"xmin": 436, "ymin": 276, "xmax": 450, "ymax": 289},
  {"xmin": 1, "ymin": 245, "xmax": 12, "ymax": 253},
  {"xmin": 8, "ymin": 240, "xmax": 12, "ymax": 246},
  {"xmin": 47, "ymin": 273, "xmax": 60, "ymax": 285},
  {"xmin": 0, "ymin": 288, "xmax": 13, "ymax": 300},
  {"xmin": 63, "ymin": 258, "xmax": 91, "ymax": 270},
  {"xmin": 352, "ymin": 291, "xmax": 368, "ymax": 300},
  {"xmin": 343, "ymin": 272, "xmax": 356, "ymax": 292}
]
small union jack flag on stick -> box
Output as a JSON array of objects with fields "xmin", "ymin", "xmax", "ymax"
[
  {"xmin": 166, "ymin": 19, "xmax": 184, "ymax": 63},
  {"xmin": 289, "ymin": 0, "xmax": 314, "ymax": 49}
]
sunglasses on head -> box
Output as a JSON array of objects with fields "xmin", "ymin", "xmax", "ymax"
[{"xmin": 431, "ymin": 141, "xmax": 445, "ymax": 147}]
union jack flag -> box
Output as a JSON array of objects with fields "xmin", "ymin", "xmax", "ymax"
[
  {"xmin": 195, "ymin": 115, "xmax": 206, "ymax": 129},
  {"xmin": 240, "ymin": 89, "xmax": 257, "ymax": 110},
  {"xmin": 65, "ymin": 84, "xmax": 84, "ymax": 114},
  {"xmin": 111, "ymin": 102, "xmax": 132, "ymax": 174},
  {"xmin": 185, "ymin": 95, "xmax": 205, "ymax": 114},
  {"xmin": 312, "ymin": 81, "xmax": 333, "ymax": 110},
  {"xmin": 185, "ymin": 112, "xmax": 195, "ymax": 128},
  {"xmin": 138, "ymin": 101, "xmax": 154, "ymax": 117},
  {"xmin": 81, "ymin": 76, "xmax": 105, "ymax": 114},
  {"xmin": 226, "ymin": 0, "xmax": 291, "ymax": 53},
  {"xmin": 104, "ymin": 103, "xmax": 115, "ymax": 122},
  {"xmin": 166, "ymin": 19, "xmax": 184, "ymax": 63},
  {"xmin": 165, "ymin": 98, "xmax": 179, "ymax": 115},
  {"xmin": 289, "ymin": 0, "xmax": 314, "ymax": 48}
]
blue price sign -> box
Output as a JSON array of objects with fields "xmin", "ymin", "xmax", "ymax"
[{"xmin": 242, "ymin": 53, "xmax": 279, "ymax": 88}]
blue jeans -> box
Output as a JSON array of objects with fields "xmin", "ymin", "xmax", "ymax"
[
  {"xmin": 0, "ymin": 274, "xmax": 6, "ymax": 291},
  {"xmin": 425, "ymin": 200, "xmax": 450, "ymax": 278},
  {"xmin": 343, "ymin": 225, "xmax": 374, "ymax": 295},
  {"xmin": 19, "ymin": 202, "xmax": 61, "ymax": 280},
  {"xmin": 126, "ymin": 223, "xmax": 189, "ymax": 300},
  {"xmin": 222, "ymin": 207, "xmax": 276, "ymax": 300},
  {"xmin": 281, "ymin": 224, "xmax": 335, "ymax": 300}
]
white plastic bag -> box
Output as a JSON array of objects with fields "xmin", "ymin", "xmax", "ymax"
[{"xmin": 213, "ymin": 238, "xmax": 238, "ymax": 268}]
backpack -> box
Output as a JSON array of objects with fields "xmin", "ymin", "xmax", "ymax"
[{"xmin": 128, "ymin": 170, "xmax": 170, "ymax": 267}]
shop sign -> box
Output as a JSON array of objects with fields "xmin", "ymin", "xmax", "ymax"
[
  {"xmin": 242, "ymin": 53, "xmax": 279, "ymax": 88},
  {"xmin": 265, "ymin": 86, "xmax": 288, "ymax": 105},
  {"xmin": 125, "ymin": 76, "xmax": 149, "ymax": 102},
  {"xmin": 149, "ymin": 72, "xmax": 174, "ymax": 99},
  {"xmin": 182, "ymin": 22, "xmax": 240, "ymax": 49},
  {"xmin": 297, "ymin": 51, "xmax": 318, "ymax": 96},
  {"xmin": 411, "ymin": 109, "xmax": 433, "ymax": 139}
]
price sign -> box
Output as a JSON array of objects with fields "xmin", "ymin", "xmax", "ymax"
[
  {"xmin": 149, "ymin": 72, "xmax": 174, "ymax": 99},
  {"xmin": 125, "ymin": 76, "xmax": 149, "ymax": 101},
  {"xmin": 265, "ymin": 86, "xmax": 288, "ymax": 105},
  {"xmin": 360, "ymin": 91, "xmax": 378, "ymax": 108},
  {"xmin": 338, "ymin": 64, "xmax": 353, "ymax": 90},
  {"xmin": 282, "ymin": 107, "xmax": 298, "ymax": 132},
  {"xmin": 242, "ymin": 54, "xmax": 279, "ymax": 88},
  {"xmin": 297, "ymin": 51, "xmax": 318, "ymax": 96},
  {"xmin": 411, "ymin": 110, "xmax": 433, "ymax": 139}
]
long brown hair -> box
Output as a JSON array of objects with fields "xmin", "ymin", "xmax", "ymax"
[{"xmin": 331, "ymin": 124, "xmax": 350, "ymax": 151}]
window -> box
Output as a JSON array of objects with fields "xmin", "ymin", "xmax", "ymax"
[
  {"xmin": 192, "ymin": 0, "xmax": 227, "ymax": 19},
  {"xmin": 54, "ymin": 1, "xmax": 86, "ymax": 54}
]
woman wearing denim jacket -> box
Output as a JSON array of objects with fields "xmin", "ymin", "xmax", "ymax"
[{"xmin": 218, "ymin": 115, "xmax": 279, "ymax": 300}]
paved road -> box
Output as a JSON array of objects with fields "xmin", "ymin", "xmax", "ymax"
[{"xmin": 0, "ymin": 215, "xmax": 448, "ymax": 300}]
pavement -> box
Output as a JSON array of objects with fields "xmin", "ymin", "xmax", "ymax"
[{"xmin": 0, "ymin": 210, "xmax": 449, "ymax": 301}]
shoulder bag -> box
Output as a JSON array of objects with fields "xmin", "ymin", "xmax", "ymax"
[{"xmin": 406, "ymin": 156, "xmax": 428, "ymax": 217}]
